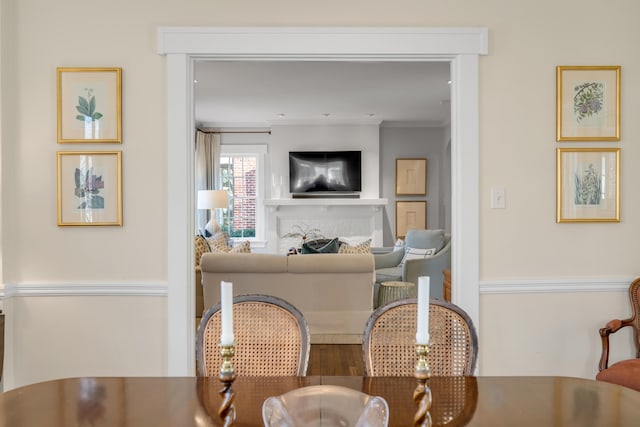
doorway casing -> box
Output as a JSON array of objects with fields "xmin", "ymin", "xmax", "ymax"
[{"xmin": 157, "ymin": 26, "xmax": 488, "ymax": 375}]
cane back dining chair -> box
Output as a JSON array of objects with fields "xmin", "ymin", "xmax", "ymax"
[
  {"xmin": 596, "ymin": 277, "xmax": 640, "ymax": 391},
  {"xmin": 196, "ymin": 294, "xmax": 311, "ymax": 376},
  {"xmin": 362, "ymin": 298, "xmax": 478, "ymax": 377}
]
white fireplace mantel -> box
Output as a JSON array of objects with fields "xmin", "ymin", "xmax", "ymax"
[
  {"xmin": 264, "ymin": 198, "xmax": 389, "ymax": 253},
  {"xmin": 264, "ymin": 198, "xmax": 388, "ymax": 210}
]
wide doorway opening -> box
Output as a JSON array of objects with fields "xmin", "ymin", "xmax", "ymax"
[{"xmin": 158, "ymin": 27, "xmax": 486, "ymax": 375}]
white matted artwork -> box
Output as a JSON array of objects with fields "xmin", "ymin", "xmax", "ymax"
[
  {"xmin": 396, "ymin": 158, "xmax": 427, "ymax": 195},
  {"xmin": 57, "ymin": 151, "xmax": 123, "ymax": 226},
  {"xmin": 556, "ymin": 66, "xmax": 620, "ymax": 141},
  {"xmin": 556, "ymin": 148, "xmax": 619, "ymax": 223},
  {"xmin": 396, "ymin": 201, "xmax": 426, "ymax": 238},
  {"xmin": 57, "ymin": 67, "xmax": 122, "ymax": 143}
]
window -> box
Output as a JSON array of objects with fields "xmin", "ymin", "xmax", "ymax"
[{"xmin": 219, "ymin": 145, "xmax": 266, "ymax": 241}]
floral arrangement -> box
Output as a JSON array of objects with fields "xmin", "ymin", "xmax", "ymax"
[{"xmin": 282, "ymin": 224, "xmax": 325, "ymax": 246}]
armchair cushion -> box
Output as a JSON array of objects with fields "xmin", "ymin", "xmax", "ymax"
[
  {"xmin": 404, "ymin": 229, "xmax": 446, "ymax": 253},
  {"xmin": 375, "ymin": 267, "xmax": 403, "ymax": 283},
  {"xmin": 596, "ymin": 359, "xmax": 640, "ymax": 391}
]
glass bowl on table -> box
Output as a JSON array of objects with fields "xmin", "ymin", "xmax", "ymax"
[{"xmin": 262, "ymin": 384, "xmax": 389, "ymax": 427}]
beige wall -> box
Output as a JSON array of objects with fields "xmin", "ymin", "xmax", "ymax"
[{"xmin": 1, "ymin": 0, "xmax": 639, "ymax": 388}]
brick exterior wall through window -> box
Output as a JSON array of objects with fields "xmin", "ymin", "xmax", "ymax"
[{"xmin": 229, "ymin": 156, "xmax": 256, "ymax": 233}]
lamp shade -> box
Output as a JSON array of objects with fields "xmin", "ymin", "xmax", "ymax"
[{"xmin": 197, "ymin": 190, "xmax": 228, "ymax": 209}]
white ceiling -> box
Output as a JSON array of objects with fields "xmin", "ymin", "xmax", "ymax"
[{"xmin": 194, "ymin": 60, "xmax": 451, "ymax": 128}]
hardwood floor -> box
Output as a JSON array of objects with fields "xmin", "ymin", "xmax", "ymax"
[{"xmin": 308, "ymin": 344, "xmax": 363, "ymax": 376}]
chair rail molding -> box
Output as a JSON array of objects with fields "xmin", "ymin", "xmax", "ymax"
[
  {"xmin": 1, "ymin": 282, "xmax": 167, "ymax": 298},
  {"xmin": 158, "ymin": 26, "xmax": 488, "ymax": 376},
  {"xmin": 479, "ymin": 277, "xmax": 633, "ymax": 294}
]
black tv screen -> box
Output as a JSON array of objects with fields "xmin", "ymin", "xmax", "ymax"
[{"xmin": 289, "ymin": 151, "xmax": 362, "ymax": 194}]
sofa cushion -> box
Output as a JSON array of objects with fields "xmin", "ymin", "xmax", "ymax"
[
  {"xmin": 301, "ymin": 238, "xmax": 340, "ymax": 254},
  {"xmin": 338, "ymin": 238, "xmax": 372, "ymax": 254},
  {"xmin": 375, "ymin": 267, "xmax": 403, "ymax": 283},
  {"xmin": 195, "ymin": 235, "xmax": 211, "ymax": 267},
  {"xmin": 288, "ymin": 253, "xmax": 374, "ymax": 273},
  {"xmin": 201, "ymin": 253, "xmax": 287, "ymax": 273}
]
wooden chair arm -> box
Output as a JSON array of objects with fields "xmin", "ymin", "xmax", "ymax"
[
  {"xmin": 598, "ymin": 318, "xmax": 631, "ymax": 371},
  {"xmin": 598, "ymin": 326, "xmax": 612, "ymax": 372}
]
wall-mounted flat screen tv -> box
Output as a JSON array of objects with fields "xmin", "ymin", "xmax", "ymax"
[{"xmin": 289, "ymin": 151, "xmax": 362, "ymax": 195}]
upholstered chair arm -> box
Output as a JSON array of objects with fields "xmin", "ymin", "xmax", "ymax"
[
  {"xmin": 402, "ymin": 244, "xmax": 451, "ymax": 301},
  {"xmin": 373, "ymin": 250, "xmax": 404, "ymax": 270},
  {"xmin": 598, "ymin": 318, "xmax": 631, "ymax": 371}
]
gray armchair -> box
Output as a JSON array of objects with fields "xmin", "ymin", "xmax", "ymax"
[{"xmin": 373, "ymin": 229, "xmax": 451, "ymax": 305}]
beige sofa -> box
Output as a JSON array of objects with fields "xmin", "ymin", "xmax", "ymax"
[{"xmin": 200, "ymin": 253, "xmax": 375, "ymax": 344}]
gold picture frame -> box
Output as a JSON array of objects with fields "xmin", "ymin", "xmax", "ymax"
[
  {"xmin": 57, "ymin": 151, "xmax": 123, "ymax": 226},
  {"xmin": 57, "ymin": 67, "xmax": 122, "ymax": 143},
  {"xmin": 556, "ymin": 148, "xmax": 619, "ymax": 223},
  {"xmin": 396, "ymin": 158, "xmax": 427, "ymax": 195},
  {"xmin": 556, "ymin": 66, "xmax": 620, "ymax": 141},
  {"xmin": 396, "ymin": 201, "xmax": 426, "ymax": 238}
]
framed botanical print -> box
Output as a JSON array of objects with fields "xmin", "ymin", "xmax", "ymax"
[
  {"xmin": 57, "ymin": 151, "xmax": 123, "ymax": 226},
  {"xmin": 556, "ymin": 66, "xmax": 620, "ymax": 141},
  {"xmin": 57, "ymin": 67, "xmax": 122, "ymax": 143},
  {"xmin": 556, "ymin": 148, "xmax": 619, "ymax": 223}
]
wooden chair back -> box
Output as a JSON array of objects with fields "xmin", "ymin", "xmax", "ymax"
[
  {"xmin": 598, "ymin": 277, "xmax": 640, "ymax": 371},
  {"xmin": 362, "ymin": 298, "xmax": 478, "ymax": 376},
  {"xmin": 196, "ymin": 294, "xmax": 310, "ymax": 376}
]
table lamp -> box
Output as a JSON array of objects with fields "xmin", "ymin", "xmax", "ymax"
[{"xmin": 198, "ymin": 190, "xmax": 228, "ymax": 234}]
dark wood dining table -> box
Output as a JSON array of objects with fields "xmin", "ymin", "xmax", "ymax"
[{"xmin": 0, "ymin": 375, "xmax": 639, "ymax": 426}]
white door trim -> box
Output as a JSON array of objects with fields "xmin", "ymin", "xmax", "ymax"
[{"xmin": 157, "ymin": 26, "xmax": 488, "ymax": 375}]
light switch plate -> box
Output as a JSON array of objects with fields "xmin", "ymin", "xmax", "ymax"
[{"xmin": 491, "ymin": 186, "xmax": 505, "ymax": 209}]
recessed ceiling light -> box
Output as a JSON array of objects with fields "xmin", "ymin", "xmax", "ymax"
[
  {"xmin": 447, "ymin": 80, "xmax": 452, "ymax": 85},
  {"xmin": 277, "ymin": 113, "xmax": 285, "ymax": 118},
  {"xmin": 366, "ymin": 113, "xmax": 376, "ymax": 117},
  {"xmin": 193, "ymin": 79, "xmax": 199, "ymax": 84},
  {"xmin": 322, "ymin": 113, "xmax": 331, "ymax": 117}
]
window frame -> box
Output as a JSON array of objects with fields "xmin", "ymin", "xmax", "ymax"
[{"xmin": 219, "ymin": 144, "xmax": 267, "ymax": 245}]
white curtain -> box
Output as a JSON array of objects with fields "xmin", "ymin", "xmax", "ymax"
[{"xmin": 195, "ymin": 130, "xmax": 221, "ymax": 234}]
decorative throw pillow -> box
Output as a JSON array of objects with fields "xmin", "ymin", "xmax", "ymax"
[
  {"xmin": 338, "ymin": 238, "xmax": 372, "ymax": 254},
  {"xmin": 399, "ymin": 247, "xmax": 436, "ymax": 266},
  {"xmin": 205, "ymin": 232, "xmax": 229, "ymax": 252},
  {"xmin": 195, "ymin": 235, "xmax": 211, "ymax": 267},
  {"xmin": 393, "ymin": 238, "xmax": 405, "ymax": 252},
  {"xmin": 207, "ymin": 233, "xmax": 251, "ymax": 254},
  {"xmin": 229, "ymin": 240, "xmax": 252, "ymax": 253},
  {"xmin": 301, "ymin": 237, "xmax": 340, "ymax": 254}
]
